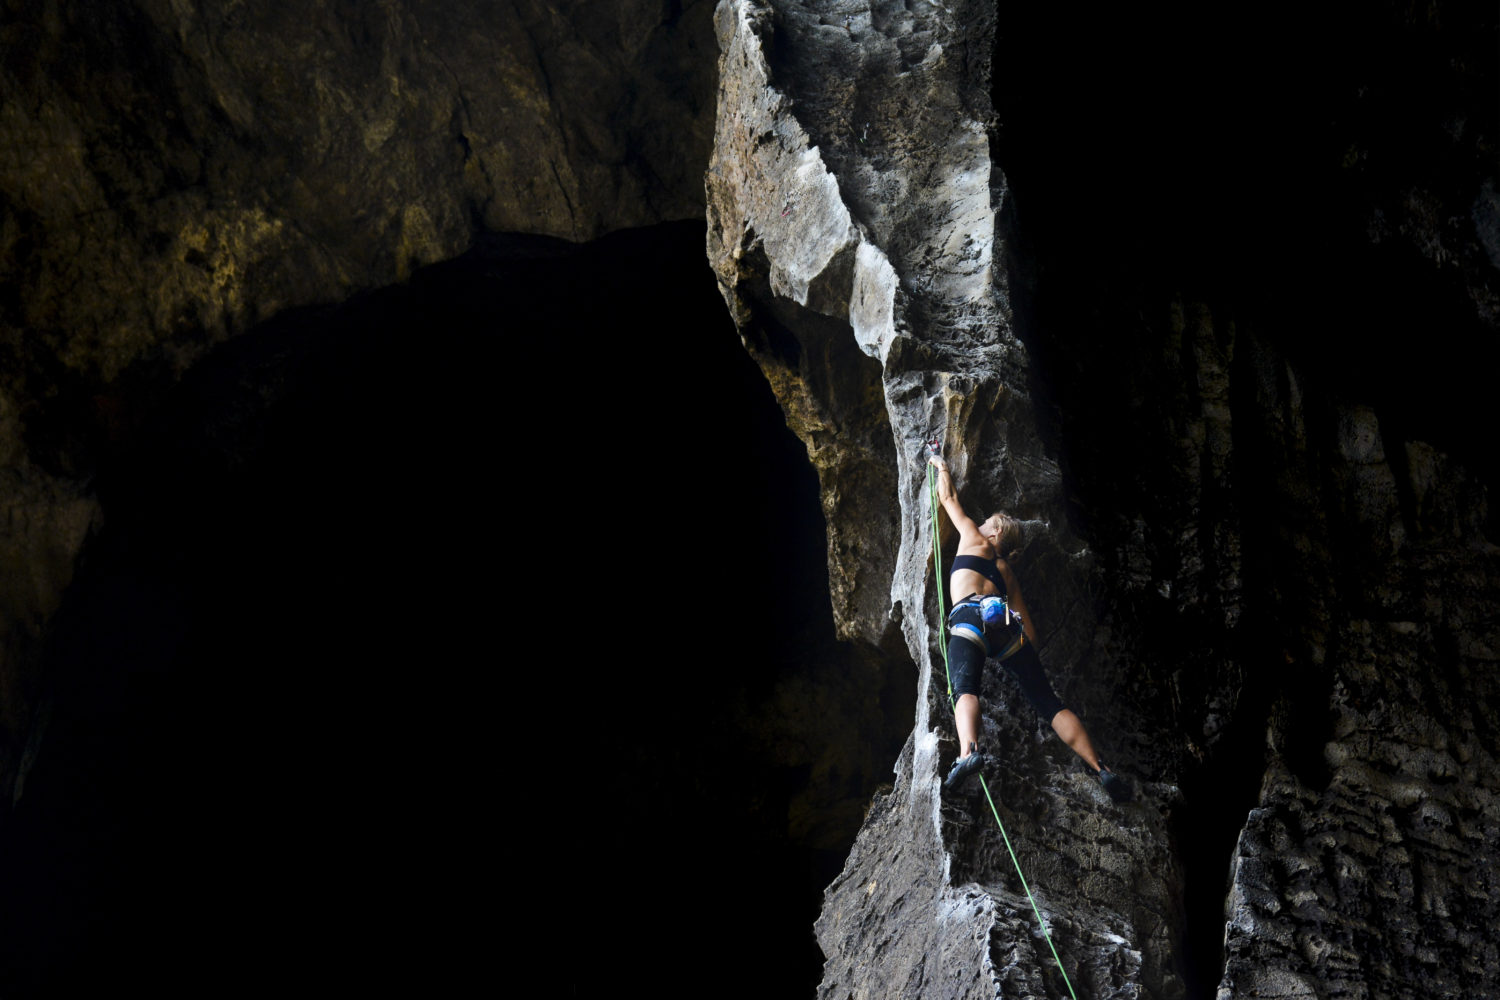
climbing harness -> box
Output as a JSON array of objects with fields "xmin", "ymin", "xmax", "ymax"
[
  {"xmin": 947, "ymin": 596, "xmax": 1026, "ymax": 661},
  {"xmin": 927, "ymin": 459, "xmax": 1079, "ymax": 1000}
]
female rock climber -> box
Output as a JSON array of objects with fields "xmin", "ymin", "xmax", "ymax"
[{"xmin": 927, "ymin": 453, "xmax": 1132, "ymax": 802}]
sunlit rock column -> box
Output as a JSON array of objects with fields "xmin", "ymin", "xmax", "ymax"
[{"xmin": 705, "ymin": 2, "xmax": 1182, "ymax": 996}]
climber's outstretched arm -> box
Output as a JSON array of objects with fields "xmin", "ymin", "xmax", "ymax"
[{"xmin": 927, "ymin": 455, "xmax": 984, "ymax": 547}]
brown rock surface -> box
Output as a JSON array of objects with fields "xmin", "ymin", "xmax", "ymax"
[{"xmin": 0, "ymin": 0, "xmax": 716, "ymax": 798}]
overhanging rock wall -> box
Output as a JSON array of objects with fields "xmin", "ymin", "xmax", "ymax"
[
  {"xmin": 0, "ymin": 0, "xmax": 715, "ymax": 802},
  {"xmin": 705, "ymin": 2, "xmax": 1500, "ymax": 998},
  {"xmin": 706, "ymin": 2, "xmax": 1182, "ymax": 996}
]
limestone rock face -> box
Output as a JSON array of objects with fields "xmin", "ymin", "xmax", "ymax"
[
  {"xmin": 707, "ymin": 2, "xmax": 1182, "ymax": 997},
  {"xmin": 1054, "ymin": 304, "xmax": 1500, "ymax": 999},
  {"xmin": 1216, "ymin": 412, "xmax": 1500, "ymax": 999},
  {"xmin": 706, "ymin": 1, "xmax": 1500, "ymax": 998}
]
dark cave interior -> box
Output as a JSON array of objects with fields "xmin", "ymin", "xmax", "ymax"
[
  {"xmin": 0, "ymin": 2, "xmax": 1494, "ymax": 998},
  {"xmin": 0, "ymin": 222, "xmax": 879, "ymax": 994},
  {"xmin": 994, "ymin": 3, "xmax": 1495, "ymax": 997},
  {"xmin": 995, "ymin": 0, "xmax": 1497, "ymax": 490}
]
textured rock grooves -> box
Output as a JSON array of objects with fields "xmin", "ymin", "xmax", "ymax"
[
  {"xmin": 0, "ymin": 1, "xmax": 1494, "ymax": 996},
  {"xmin": 707, "ymin": 2, "xmax": 1179, "ymax": 997},
  {"xmin": 707, "ymin": 2, "xmax": 1500, "ymax": 999}
]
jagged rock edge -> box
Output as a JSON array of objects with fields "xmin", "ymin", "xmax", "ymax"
[
  {"xmin": 706, "ymin": 0, "xmax": 899, "ymax": 364},
  {"xmin": 703, "ymin": 2, "xmax": 1040, "ymax": 994}
]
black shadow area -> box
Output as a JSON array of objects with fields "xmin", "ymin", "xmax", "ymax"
[{"xmin": 0, "ymin": 222, "xmax": 893, "ymax": 997}]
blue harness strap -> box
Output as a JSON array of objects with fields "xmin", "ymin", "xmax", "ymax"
[{"xmin": 951, "ymin": 621, "xmax": 989, "ymax": 654}]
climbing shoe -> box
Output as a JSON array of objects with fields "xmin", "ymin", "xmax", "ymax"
[
  {"xmin": 1096, "ymin": 765, "xmax": 1134, "ymax": 804},
  {"xmin": 945, "ymin": 743, "xmax": 985, "ymax": 790}
]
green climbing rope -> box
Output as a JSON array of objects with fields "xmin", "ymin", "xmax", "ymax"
[
  {"xmin": 928, "ymin": 462, "xmax": 952, "ymax": 704},
  {"xmin": 927, "ymin": 461, "xmax": 1079, "ymax": 1000}
]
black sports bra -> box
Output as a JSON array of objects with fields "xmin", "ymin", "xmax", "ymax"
[{"xmin": 951, "ymin": 553, "xmax": 1006, "ymax": 596}]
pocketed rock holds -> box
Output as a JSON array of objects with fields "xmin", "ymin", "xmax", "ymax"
[
  {"xmin": 706, "ymin": 2, "xmax": 1500, "ymax": 999},
  {"xmin": 707, "ymin": 2, "xmax": 1181, "ymax": 997}
]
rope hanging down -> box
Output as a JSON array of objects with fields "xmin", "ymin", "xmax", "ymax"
[{"xmin": 927, "ymin": 461, "xmax": 1079, "ymax": 1000}]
